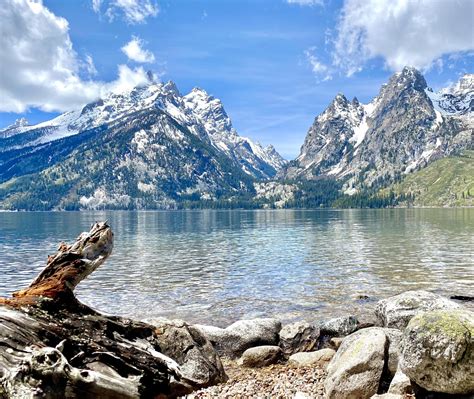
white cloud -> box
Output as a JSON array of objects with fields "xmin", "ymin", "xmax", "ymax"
[
  {"xmin": 121, "ymin": 36, "xmax": 155, "ymax": 63},
  {"xmin": 83, "ymin": 54, "xmax": 98, "ymax": 76},
  {"xmin": 304, "ymin": 48, "xmax": 332, "ymax": 81},
  {"xmin": 97, "ymin": 0, "xmax": 158, "ymax": 24},
  {"xmin": 287, "ymin": 0, "xmax": 323, "ymax": 5},
  {"xmin": 0, "ymin": 0, "xmax": 153, "ymax": 113},
  {"xmin": 92, "ymin": 0, "xmax": 102, "ymax": 13},
  {"xmin": 333, "ymin": 0, "xmax": 474, "ymax": 75}
]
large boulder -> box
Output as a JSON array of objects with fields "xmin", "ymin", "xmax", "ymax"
[
  {"xmin": 279, "ymin": 321, "xmax": 320, "ymax": 356},
  {"xmin": 375, "ymin": 290, "xmax": 460, "ymax": 329},
  {"xmin": 325, "ymin": 327, "xmax": 387, "ymax": 399},
  {"xmin": 288, "ymin": 348, "xmax": 335, "ymax": 368},
  {"xmin": 320, "ymin": 315, "xmax": 359, "ymax": 336},
  {"xmin": 195, "ymin": 318, "xmax": 281, "ymax": 358},
  {"xmin": 151, "ymin": 318, "xmax": 228, "ymax": 386},
  {"xmin": 400, "ymin": 309, "xmax": 474, "ymax": 395},
  {"xmin": 238, "ymin": 345, "xmax": 282, "ymax": 368}
]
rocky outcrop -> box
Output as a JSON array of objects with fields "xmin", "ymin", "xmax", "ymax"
[
  {"xmin": 288, "ymin": 348, "xmax": 335, "ymax": 368},
  {"xmin": 375, "ymin": 290, "xmax": 460, "ymax": 329},
  {"xmin": 279, "ymin": 321, "xmax": 320, "ymax": 357},
  {"xmin": 0, "ymin": 223, "xmax": 227, "ymax": 398},
  {"xmin": 195, "ymin": 318, "xmax": 281, "ymax": 358},
  {"xmin": 325, "ymin": 327, "xmax": 387, "ymax": 399},
  {"xmin": 239, "ymin": 346, "xmax": 282, "ymax": 368},
  {"xmin": 400, "ymin": 309, "xmax": 474, "ymax": 395}
]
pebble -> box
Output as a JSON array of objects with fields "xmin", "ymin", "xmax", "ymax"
[{"xmin": 185, "ymin": 359, "xmax": 326, "ymax": 398}]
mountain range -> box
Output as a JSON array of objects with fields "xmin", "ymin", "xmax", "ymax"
[{"xmin": 0, "ymin": 67, "xmax": 472, "ymax": 210}]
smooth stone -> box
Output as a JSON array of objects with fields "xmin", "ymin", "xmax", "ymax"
[
  {"xmin": 279, "ymin": 321, "xmax": 320, "ymax": 356},
  {"xmin": 239, "ymin": 345, "xmax": 282, "ymax": 368},
  {"xmin": 288, "ymin": 348, "xmax": 335, "ymax": 368},
  {"xmin": 320, "ymin": 315, "xmax": 359, "ymax": 336},
  {"xmin": 375, "ymin": 290, "xmax": 460, "ymax": 330},
  {"xmin": 400, "ymin": 309, "xmax": 474, "ymax": 395},
  {"xmin": 325, "ymin": 327, "xmax": 387, "ymax": 399},
  {"xmin": 195, "ymin": 318, "xmax": 281, "ymax": 358}
]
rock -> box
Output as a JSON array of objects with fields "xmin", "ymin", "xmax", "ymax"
[
  {"xmin": 388, "ymin": 367, "xmax": 414, "ymax": 395},
  {"xmin": 384, "ymin": 328, "xmax": 403, "ymax": 377},
  {"xmin": 279, "ymin": 321, "xmax": 320, "ymax": 356},
  {"xmin": 370, "ymin": 394, "xmax": 403, "ymax": 399},
  {"xmin": 329, "ymin": 337, "xmax": 343, "ymax": 350},
  {"xmin": 288, "ymin": 348, "xmax": 335, "ymax": 368},
  {"xmin": 151, "ymin": 318, "xmax": 227, "ymax": 386},
  {"xmin": 195, "ymin": 318, "xmax": 281, "ymax": 358},
  {"xmin": 375, "ymin": 290, "xmax": 460, "ymax": 329},
  {"xmin": 238, "ymin": 345, "xmax": 282, "ymax": 368},
  {"xmin": 321, "ymin": 315, "xmax": 359, "ymax": 336},
  {"xmin": 325, "ymin": 327, "xmax": 387, "ymax": 399},
  {"xmin": 400, "ymin": 309, "xmax": 474, "ymax": 395}
]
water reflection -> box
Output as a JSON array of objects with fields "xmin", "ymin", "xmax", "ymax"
[{"xmin": 0, "ymin": 209, "xmax": 472, "ymax": 326}]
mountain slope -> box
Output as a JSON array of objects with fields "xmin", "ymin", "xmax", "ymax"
[
  {"xmin": 280, "ymin": 68, "xmax": 473, "ymax": 193},
  {"xmin": 382, "ymin": 150, "xmax": 474, "ymax": 207},
  {"xmin": 0, "ymin": 81, "xmax": 286, "ymax": 210}
]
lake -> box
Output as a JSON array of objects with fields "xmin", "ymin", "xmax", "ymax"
[{"xmin": 0, "ymin": 209, "xmax": 472, "ymax": 326}]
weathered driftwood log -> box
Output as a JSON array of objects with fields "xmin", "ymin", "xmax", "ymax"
[{"xmin": 0, "ymin": 222, "xmax": 226, "ymax": 398}]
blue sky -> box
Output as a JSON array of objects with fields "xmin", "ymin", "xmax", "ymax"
[{"xmin": 1, "ymin": 0, "xmax": 473, "ymax": 158}]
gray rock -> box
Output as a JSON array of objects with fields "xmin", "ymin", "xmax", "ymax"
[
  {"xmin": 321, "ymin": 315, "xmax": 359, "ymax": 336},
  {"xmin": 384, "ymin": 328, "xmax": 403, "ymax": 377},
  {"xmin": 195, "ymin": 318, "xmax": 281, "ymax": 358},
  {"xmin": 400, "ymin": 309, "xmax": 474, "ymax": 395},
  {"xmin": 375, "ymin": 290, "xmax": 460, "ymax": 329},
  {"xmin": 152, "ymin": 318, "xmax": 228, "ymax": 386},
  {"xmin": 388, "ymin": 367, "xmax": 414, "ymax": 396},
  {"xmin": 370, "ymin": 394, "xmax": 403, "ymax": 399},
  {"xmin": 238, "ymin": 345, "xmax": 282, "ymax": 368},
  {"xmin": 325, "ymin": 327, "xmax": 387, "ymax": 399},
  {"xmin": 279, "ymin": 321, "xmax": 320, "ymax": 356},
  {"xmin": 288, "ymin": 348, "xmax": 335, "ymax": 368}
]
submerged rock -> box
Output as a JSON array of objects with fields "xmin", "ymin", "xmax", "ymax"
[
  {"xmin": 195, "ymin": 318, "xmax": 281, "ymax": 358},
  {"xmin": 279, "ymin": 321, "xmax": 320, "ymax": 356},
  {"xmin": 239, "ymin": 345, "xmax": 282, "ymax": 368},
  {"xmin": 400, "ymin": 309, "xmax": 474, "ymax": 395},
  {"xmin": 325, "ymin": 327, "xmax": 387, "ymax": 399},
  {"xmin": 375, "ymin": 290, "xmax": 460, "ymax": 329}
]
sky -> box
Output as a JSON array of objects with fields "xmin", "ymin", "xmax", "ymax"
[{"xmin": 0, "ymin": 0, "xmax": 473, "ymax": 159}]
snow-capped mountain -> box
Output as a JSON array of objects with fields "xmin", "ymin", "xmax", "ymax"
[
  {"xmin": 281, "ymin": 67, "xmax": 473, "ymax": 192},
  {"xmin": 0, "ymin": 80, "xmax": 285, "ymax": 210}
]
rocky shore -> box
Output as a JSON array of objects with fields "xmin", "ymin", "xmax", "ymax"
[{"xmin": 0, "ymin": 223, "xmax": 472, "ymax": 398}]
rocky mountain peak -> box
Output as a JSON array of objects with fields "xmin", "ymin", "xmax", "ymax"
[
  {"xmin": 162, "ymin": 81, "xmax": 180, "ymax": 95},
  {"xmin": 389, "ymin": 66, "xmax": 427, "ymax": 91}
]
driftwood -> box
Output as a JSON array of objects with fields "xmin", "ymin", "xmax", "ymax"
[{"xmin": 0, "ymin": 222, "xmax": 226, "ymax": 398}]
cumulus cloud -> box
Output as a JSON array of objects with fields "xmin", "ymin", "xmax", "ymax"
[
  {"xmin": 93, "ymin": 0, "xmax": 158, "ymax": 24},
  {"xmin": 0, "ymin": 0, "xmax": 152, "ymax": 113},
  {"xmin": 304, "ymin": 48, "xmax": 332, "ymax": 81},
  {"xmin": 333, "ymin": 0, "xmax": 474, "ymax": 75},
  {"xmin": 287, "ymin": 0, "xmax": 323, "ymax": 5},
  {"xmin": 121, "ymin": 36, "xmax": 155, "ymax": 63}
]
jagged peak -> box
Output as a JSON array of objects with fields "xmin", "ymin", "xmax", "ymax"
[
  {"xmin": 162, "ymin": 80, "xmax": 180, "ymax": 95},
  {"xmin": 390, "ymin": 66, "xmax": 427, "ymax": 90}
]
